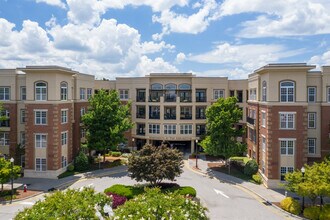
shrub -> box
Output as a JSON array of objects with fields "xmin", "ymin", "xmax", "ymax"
[
  {"xmin": 121, "ymin": 153, "xmax": 131, "ymax": 158},
  {"xmin": 111, "ymin": 151, "xmax": 122, "ymax": 157},
  {"xmin": 67, "ymin": 164, "xmax": 74, "ymax": 172},
  {"xmin": 252, "ymin": 174, "xmax": 262, "ymax": 184},
  {"xmin": 320, "ymin": 204, "xmax": 330, "ymax": 220},
  {"xmin": 244, "ymin": 160, "xmax": 258, "ymax": 176},
  {"xmin": 165, "ymin": 186, "xmax": 197, "ymax": 197},
  {"xmin": 105, "ymin": 192, "xmax": 127, "ymax": 209},
  {"xmin": 114, "ymin": 188, "xmax": 208, "ymax": 219},
  {"xmin": 74, "ymin": 151, "xmax": 89, "ymax": 171},
  {"xmin": 14, "ymin": 187, "xmax": 112, "ymax": 219},
  {"xmin": 303, "ymin": 206, "xmax": 320, "ymax": 220},
  {"xmin": 280, "ymin": 197, "xmax": 301, "ymax": 215},
  {"xmin": 104, "ymin": 184, "xmax": 144, "ymax": 200}
]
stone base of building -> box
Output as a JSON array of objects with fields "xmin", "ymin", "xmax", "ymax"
[
  {"xmin": 259, "ymin": 171, "xmax": 283, "ymax": 189},
  {"xmin": 24, "ymin": 167, "xmax": 67, "ymax": 179}
]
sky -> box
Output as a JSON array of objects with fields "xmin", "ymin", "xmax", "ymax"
[{"xmin": 0, "ymin": 0, "xmax": 330, "ymax": 79}]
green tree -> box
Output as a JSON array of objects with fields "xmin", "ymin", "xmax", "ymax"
[
  {"xmin": 14, "ymin": 187, "xmax": 113, "ymax": 220},
  {"xmin": 0, "ymin": 158, "xmax": 21, "ymax": 192},
  {"xmin": 201, "ymin": 97, "xmax": 245, "ymax": 158},
  {"xmin": 284, "ymin": 159, "xmax": 330, "ymax": 206},
  {"xmin": 128, "ymin": 144, "xmax": 184, "ymax": 186},
  {"xmin": 82, "ymin": 89, "xmax": 133, "ymax": 161},
  {"xmin": 114, "ymin": 187, "xmax": 208, "ymax": 220}
]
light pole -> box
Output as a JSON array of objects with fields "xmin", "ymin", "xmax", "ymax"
[
  {"xmin": 10, "ymin": 157, "xmax": 14, "ymax": 203},
  {"xmin": 98, "ymin": 153, "xmax": 101, "ymax": 169},
  {"xmin": 132, "ymin": 138, "xmax": 135, "ymax": 151},
  {"xmin": 195, "ymin": 139, "xmax": 198, "ymax": 169},
  {"xmin": 301, "ymin": 166, "xmax": 305, "ymax": 212}
]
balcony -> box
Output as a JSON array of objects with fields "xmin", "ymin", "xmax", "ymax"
[
  {"xmin": 196, "ymin": 114, "xmax": 206, "ymax": 120},
  {"xmin": 180, "ymin": 114, "xmax": 192, "ymax": 120},
  {"xmin": 149, "ymin": 113, "xmax": 160, "ymax": 119},
  {"xmin": 136, "ymin": 96, "xmax": 146, "ymax": 102},
  {"xmin": 165, "ymin": 94, "xmax": 177, "ymax": 102},
  {"xmin": 196, "ymin": 97, "xmax": 207, "ymax": 102},
  {"xmin": 179, "ymin": 91, "xmax": 192, "ymax": 102},
  {"xmin": 247, "ymin": 116, "xmax": 255, "ymax": 125},
  {"xmin": 164, "ymin": 114, "xmax": 176, "ymax": 120}
]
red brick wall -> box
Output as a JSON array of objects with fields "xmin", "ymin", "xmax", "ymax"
[
  {"xmin": 267, "ymin": 106, "xmax": 307, "ymax": 179},
  {"xmin": 3, "ymin": 103, "xmax": 18, "ymax": 157},
  {"xmin": 73, "ymin": 102, "xmax": 89, "ymax": 158}
]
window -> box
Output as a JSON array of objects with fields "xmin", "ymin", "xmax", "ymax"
[
  {"xmin": 280, "ymin": 81, "xmax": 295, "ymax": 102},
  {"xmin": 196, "ymin": 124, "xmax": 206, "ymax": 136},
  {"xmin": 164, "ymin": 124, "xmax": 176, "ymax": 134},
  {"xmin": 149, "ymin": 124, "xmax": 160, "ymax": 134},
  {"xmin": 61, "ymin": 109, "xmax": 68, "ymax": 124},
  {"xmin": 151, "ymin": 83, "xmax": 163, "ymax": 90},
  {"xmin": 21, "ymin": 87, "xmax": 26, "ymax": 100},
  {"xmin": 60, "ymin": 82, "xmax": 68, "ymax": 100},
  {"xmin": 280, "ymin": 167, "xmax": 294, "ymax": 181},
  {"xmin": 149, "ymin": 106, "xmax": 160, "ymax": 119},
  {"xmin": 35, "ymin": 158, "xmax": 46, "ymax": 171},
  {"xmin": 237, "ymin": 90, "xmax": 243, "ymax": 103},
  {"xmin": 196, "ymin": 106, "xmax": 206, "ymax": 119},
  {"xmin": 328, "ymin": 87, "xmax": 330, "ymax": 102},
  {"xmin": 136, "ymin": 106, "xmax": 146, "ymax": 119},
  {"xmin": 262, "ymin": 81, "xmax": 267, "ymax": 102},
  {"xmin": 35, "ymin": 110, "xmax": 47, "ymax": 125},
  {"xmin": 308, "ymin": 138, "xmax": 316, "ymax": 154},
  {"xmin": 87, "ymin": 88, "xmax": 92, "ymax": 99},
  {"xmin": 80, "ymin": 88, "xmax": 86, "ymax": 100},
  {"xmin": 0, "ymin": 87, "xmax": 10, "ymax": 100},
  {"xmin": 249, "ymin": 88, "xmax": 256, "ymax": 100},
  {"xmin": 61, "ymin": 156, "xmax": 67, "ymax": 168},
  {"xmin": 35, "ymin": 82, "xmax": 47, "ymax": 101},
  {"xmin": 279, "ymin": 112, "xmax": 295, "ymax": 129},
  {"xmin": 35, "ymin": 134, "xmax": 47, "ymax": 148},
  {"xmin": 308, "ymin": 112, "xmax": 316, "ymax": 129},
  {"xmin": 119, "ymin": 89, "xmax": 129, "ymax": 100},
  {"xmin": 0, "ymin": 132, "xmax": 9, "ymax": 145},
  {"xmin": 80, "ymin": 107, "xmax": 85, "ymax": 119},
  {"xmin": 261, "ymin": 111, "xmax": 266, "ymax": 127},
  {"xmin": 81, "ymin": 128, "xmax": 86, "ymax": 138},
  {"xmin": 262, "ymin": 136, "xmax": 266, "ymax": 152},
  {"xmin": 213, "ymin": 89, "xmax": 224, "ymax": 100},
  {"xmin": 229, "ymin": 90, "xmax": 235, "ymax": 97},
  {"xmin": 196, "ymin": 89, "xmax": 206, "ymax": 102},
  {"xmin": 307, "ymin": 87, "xmax": 316, "ymax": 102},
  {"xmin": 180, "ymin": 106, "xmax": 192, "ymax": 120},
  {"xmin": 261, "ymin": 136, "xmax": 266, "ymax": 173},
  {"xmin": 137, "ymin": 123, "xmax": 146, "ymax": 135},
  {"xmin": 20, "ymin": 132, "xmax": 25, "ymax": 146},
  {"xmin": 0, "ymin": 110, "xmax": 10, "ymax": 127},
  {"xmin": 20, "ymin": 109, "xmax": 26, "ymax": 124},
  {"xmin": 280, "ymin": 139, "xmax": 295, "ymax": 155},
  {"xmin": 180, "ymin": 124, "xmax": 192, "ymax": 134},
  {"xmin": 61, "ymin": 131, "xmax": 68, "ymax": 146}
]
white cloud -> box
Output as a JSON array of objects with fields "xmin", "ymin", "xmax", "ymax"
[
  {"xmin": 134, "ymin": 56, "xmax": 178, "ymax": 76},
  {"xmin": 176, "ymin": 52, "xmax": 186, "ymax": 63},
  {"xmin": 0, "ymin": 18, "xmax": 15, "ymax": 47},
  {"xmin": 193, "ymin": 68, "xmax": 249, "ymax": 79},
  {"xmin": 189, "ymin": 42, "xmax": 303, "ymax": 72},
  {"xmin": 152, "ymin": 0, "xmax": 219, "ymax": 39},
  {"xmin": 309, "ymin": 50, "xmax": 330, "ymax": 69},
  {"xmin": 35, "ymin": 0, "xmax": 66, "ymax": 9},
  {"xmin": 217, "ymin": 0, "xmax": 330, "ymax": 37},
  {"xmin": 141, "ymin": 41, "xmax": 175, "ymax": 54}
]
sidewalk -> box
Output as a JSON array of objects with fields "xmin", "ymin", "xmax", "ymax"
[{"xmin": 188, "ymin": 156, "xmax": 293, "ymax": 206}]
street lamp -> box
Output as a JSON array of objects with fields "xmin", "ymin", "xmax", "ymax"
[
  {"xmin": 301, "ymin": 166, "xmax": 305, "ymax": 212},
  {"xmin": 10, "ymin": 157, "xmax": 14, "ymax": 203},
  {"xmin": 132, "ymin": 138, "xmax": 135, "ymax": 150},
  {"xmin": 195, "ymin": 139, "xmax": 199, "ymax": 169}
]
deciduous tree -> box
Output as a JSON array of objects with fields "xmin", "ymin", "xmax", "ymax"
[
  {"xmin": 128, "ymin": 144, "xmax": 184, "ymax": 185},
  {"xmin": 201, "ymin": 97, "xmax": 245, "ymax": 158},
  {"xmin": 0, "ymin": 158, "xmax": 21, "ymax": 192},
  {"xmin": 82, "ymin": 89, "xmax": 133, "ymax": 161}
]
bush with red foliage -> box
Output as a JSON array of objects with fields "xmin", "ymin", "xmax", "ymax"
[{"xmin": 105, "ymin": 192, "xmax": 127, "ymax": 209}]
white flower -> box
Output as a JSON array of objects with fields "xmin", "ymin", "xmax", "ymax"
[
  {"xmin": 103, "ymin": 204, "xmax": 114, "ymax": 217},
  {"xmin": 95, "ymin": 210, "xmax": 104, "ymax": 220}
]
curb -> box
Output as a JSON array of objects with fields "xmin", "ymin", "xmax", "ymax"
[
  {"xmin": 1, "ymin": 191, "xmax": 44, "ymax": 205},
  {"xmin": 185, "ymin": 160, "xmax": 305, "ymax": 220}
]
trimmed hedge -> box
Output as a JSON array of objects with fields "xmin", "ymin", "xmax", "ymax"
[
  {"xmin": 111, "ymin": 151, "xmax": 122, "ymax": 157},
  {"xmin": 304, "ymin": 206, "xmax": 321, "ymax": 220},
  {"xmin": 67, "ymin": 164, "xmax": 74, "ymax": 172},
  {"xmin": 280, "ymin": 197, "xmax": 301, "ymax": 215},
  {"xmin": 165, "ymin": 186, "xmax": 197, "ymax": 197},
  {"xmin": 104, "ymin": 184, "xmax": 144, "ymax": 199},
  {"xmin": 252, "ymin": 174, "xmax": 262, "ymax": 184},
  {"xmin": 244, "ymin": 160, "xmax": 258, "ymax": 176}
]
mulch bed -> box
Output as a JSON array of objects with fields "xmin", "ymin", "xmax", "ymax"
[{"xmin": 0, "ymin": 189, "xmax": 41, "ymax": 202}]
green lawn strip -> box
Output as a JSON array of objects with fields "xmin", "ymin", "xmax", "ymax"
[{"xmin": 211, "ymin": 165, "xmax": 260, "ymax": 184}]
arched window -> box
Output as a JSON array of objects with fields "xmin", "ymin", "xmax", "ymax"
[
  {"xmin": 35, "ymin": 82, "xmax": 47, "ymax": 101},
  {"xmin": 151, "ymin": 83, "xmax": 163, "ymax": 90},
  {"xmin": 262, "ymin": 81, "xmax": 267, "ymax": 102},
  {"xmin": 165, "ymin": 83, "xmax": 177, "ymax": 90},
  {"xmin": 60, "ymin": 82, "xmax": 68, "ymax": 101},
  {"xmin": 178, "ymin": 84, "xmax": 191, "ymax": 90},
  {"xmin": 280, "ymin": 81, "xmax": 295, "ymax": 102}
]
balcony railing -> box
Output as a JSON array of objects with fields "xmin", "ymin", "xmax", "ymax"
[
  {"xmin": 136, "ymin": 130, "xmax": 145, "ymax": 136},
  {"xmin": 136, "ymin": 96, "xmax": 146, "ymax": 102},
  {"xmin": 180, "ymin": 97, "xmax": 192, "ymax": 102},
  {"xmin": 196, "ymin": 97, "xmax": 207, "ymax": 102},
  {"xmin": 136, "ymin": 114, "xmax": 145, "ymax": 119},
  {"xmin": 247, "ymin": 116, "xmax": 255, "ymax": 125},
  {"xmin": 165, "ymin": 95, "xmax": 176, "ymax": 102},
  {"xmin": 180, "ymin": 114, "xmax": 192, "ymax": 120},
  {"xmin": 149, "ymin": 113, "xmax": 160, "ymax": 119},
  {"xmin": 164, "ymin": 114, "xmax": 176, "ymax": 120},
  {"xmin": 196, "ymin": 114, "xmax": 206, "ymax": 120}
]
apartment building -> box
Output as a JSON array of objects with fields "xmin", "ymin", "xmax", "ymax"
[
  {"xmin": 0, "ymin": 66, "xmax": 94, "ymax": 178},
  {"xmin": 247, "ymin": 64, "xmax": 330, "ymax": 188}
]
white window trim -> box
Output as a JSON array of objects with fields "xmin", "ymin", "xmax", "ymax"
[
  {"xmin": 164, "ymin": 124, "xmax": 176, "ymax": 135},
  {"xmin": 35, "ymin": 158, "xmax": 47, "ymax": 171},
  {"xmin": 20, "ymin": 109, "xmax": 26, "ymax": 124},
  {"xmin": 20, "ymin": 86, "xmax": 26, "ymax": 101},
  {"xmin": 279, "ymin": 112, "xmax": 296, "ymax": 130},
  {"xmin": 327, "ymin": 87, "xmax": 330, "ymax": 103},
  {"xmin": 307, "ymin": 87, "xmax": 316, "ymax": 103},
  {"xmin": 61, "ymin": 109, "xmax": 68, "ymax": 124},
  {"xmin": 180, "ymin": 124, "xmax": 193, "ymax": 134},
  {"xmin": 80, "ymin": 88, "xmax": 86, "ymax": 100},
  {"xmin": 35, "ymin": 133, "xmax": 47, "ymax": 148},
  {"xmin": 61, "ymin": 131, "xmax": 68, "ymax": 146},
  {"xmin": 261, "ymin": 110, "xmax": 266, "ymax": 128},
  {"xmin": 279, "ymin": 138, "xmax": 296, "ymax": 156},
  {"xmin": 307, "ymin": 112, "xmax": 316, "ymax": 129},
  {"xmin": 0, "ymin": 87, "xmax": 10, "ymax": 101},
  {"xmin": 149, "ymin": 124, "xmax": 160, "ymax": 134},
  {"xmin": 119, "ymin": 89, "xmax": 129, "ymax": 100},
  {"xmin": 307, "ymin": 138, "xmax": 316, "ymax": 155},
  {"xmin": 213, "ymin": 89, "xmax": 225, "ymax": 100},
  {"xmin": 34, "ymin": 110, "xmax": 48, "ymax": 125}
]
